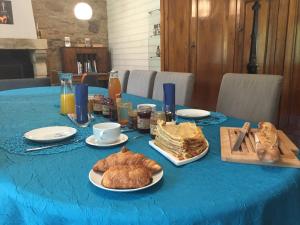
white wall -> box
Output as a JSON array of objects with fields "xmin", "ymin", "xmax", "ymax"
[
  {"xmin": 0, "ymin": 0, "xmax": 37, "ymax": 39},
  {"xmin": 107, "ymin": 0, "xmax": 160, "ymax": 71}
]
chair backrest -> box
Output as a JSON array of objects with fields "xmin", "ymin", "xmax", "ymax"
[
  {"xmin": 0, "ymin": 78, "xmax": 51, "ymax": 91},
  {"xmin": 152, "ymin": 71, "xmax": 195, "ymax": 106},
  {"xmin": 126, "ymin": 70, "xmax": 157, "ymax": 98},
  {"xmin": 216, "ymin": 73, "xmax": 283, "ymax": 123},
  {"xmin": 118, "ymin": 70, "xmax": 130, "ymax": 93},
  {"xmin": 81, "ymin": 74, "xmax": 99, "ymax": 87}
]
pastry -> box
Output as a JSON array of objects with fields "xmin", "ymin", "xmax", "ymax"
[
  {"xmin": 93, "ymin": 146, "xmax": 162, "ymax": 174},
  {"xmin": 101, "ymin": 165, "xmax": 152, "ymax": 189},
  {"xmin": 154, "ymin": 121, "xmax": 208, "ymax": 160},
  {"xmin": 255, "ymin": 122, "xmax": 280, "ymax": 163}
]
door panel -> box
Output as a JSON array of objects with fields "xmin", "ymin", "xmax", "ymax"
[
  {"xmin": 193, "ymin": 0, "xmax": 236, "ymax": 110},
  {"xmin": 161, "ymin": 0, "xmax": 193, "ymax": 72}
]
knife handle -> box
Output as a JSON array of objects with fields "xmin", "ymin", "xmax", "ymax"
[{"xmin": 241, "ymin": 122, "xmax": 251, "ymax": 134}]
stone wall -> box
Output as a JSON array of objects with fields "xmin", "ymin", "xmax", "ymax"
[{"xmin": 31, "ymin": 0, "xmax": 108, "ymax": 83}]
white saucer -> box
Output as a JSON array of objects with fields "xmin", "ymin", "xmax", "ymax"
[
  {"xmin": 85, "ymin": 134, "xmax": 128, "ymax": 147},
  {"xmin": 176, "ymin": 109, "xmax": 211, "ymax": 119},
  {"xmin": 24, "ymin": 126, "xmax": 77, "ymax": 143}
]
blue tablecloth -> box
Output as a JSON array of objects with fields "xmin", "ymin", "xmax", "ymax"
[{"xmin": 0, "ymin": 87, "xmax": 300, "ymax": 225}]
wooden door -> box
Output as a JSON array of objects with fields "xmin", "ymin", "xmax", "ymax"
[
  {"xmin": 234, "ymin": 0, "xmax": 287, "ymax": 75},
  {"xmin": 160, "ymin": 0, "xmax": 197, "ymax": 73},
  {"xmin": 192, "ymin": 0, "xmax": 237, "ymax": 110},
  {"xmin": 280, "ymin": 0, "xmax": 300, "ymax": 146}
]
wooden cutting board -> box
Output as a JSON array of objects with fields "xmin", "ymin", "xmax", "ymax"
[{"xmin": 220, "ymin": 127, "xmax": 300, "ymax": 168}]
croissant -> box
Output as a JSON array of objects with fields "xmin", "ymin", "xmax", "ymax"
[
  {"xmin": 102, "ymin": 165, "xmax": 152, "ymax": 189},
  {"xmin": 93, "ymin": 146, "xmax": 162, "ymax": 174}
]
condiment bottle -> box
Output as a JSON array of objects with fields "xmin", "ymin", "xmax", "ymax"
[
  {"xmin": 93, "ymin": 94, "xmax": 103, "ymax": 114},
  {"xmin": 128, "ymin": 110, "xmax": 138, "ymax": 129},
  {"xmin": 102, "ymin": 97, "xmax": 111, "ymax": 118},
  {"xmin": 150, "ymin": 111, "xmax": 166, "ymax": 139},
  {"xmin": 137, "ymin": 106, "xmax": 152, "ymax": 133},
  {"xmin": 110, "ymin": 102, "xmax": 118, "ymax": 121},
  {"xmin": 108, "ymin": 71, "xmax": 121, "ymax": 103},
  {"xmin": 59, "ymin": 72, "xmax": 75, "ymax": 114}
]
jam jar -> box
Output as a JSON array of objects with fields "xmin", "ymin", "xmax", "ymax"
[
  {"xmin": 137, "ymin": 106, "xmax": 152, "ymax": 133},
  {"xmin": 150, "ymin": 111, "xmax": 166, "ymax": 139},
  {"xmin": 102, "ymin": 97, "xmax": 112, "ymax": 118},
  {"xmin": 128, "ymin": 109, "xmax": 137, "ymax": 129},
  {"xmin": 93, "ymin": 94, "xmax": 103, "ymax": 115}
]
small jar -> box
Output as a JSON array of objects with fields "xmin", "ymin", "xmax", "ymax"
[
  {"xmin": 102, "ymin": 97, "xmax": 112, "ymax": 118},
  {"xmin": 150, "ymin": 111, "xmax": 166, "ymax": 139},
  {"xmin": 137, "ymin": 106, "xmax": 152, "ymax": 133},
  {"xmin": 93, "ymin": 94, "xmax": 103, "ymax": 114},
  {"xmin": 110, "ymin": 102, "xmax": 118, "ymax": 121},
  {"xmin": 128, "ymin": 110, "xmax": 137, "ymax": 129}
]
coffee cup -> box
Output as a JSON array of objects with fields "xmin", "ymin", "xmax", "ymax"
[{"xmin": 93, "ymin": 122, "xmax": 121, "ymax": 144}]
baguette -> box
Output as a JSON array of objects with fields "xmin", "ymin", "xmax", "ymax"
[{"xmin": 255, "ymin": 122, "xmax": 280, "ymax": 163}]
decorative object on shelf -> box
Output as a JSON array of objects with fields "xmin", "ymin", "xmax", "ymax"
[
  {"xmin": 247, "ymin": 0, "xmax": 260, "ymax": 74},
  {"xmin": 64, "ymin": 37, "xmax": 71, "ymax": 47},
  {"xmin": 156, "ymin": 45, "xmax": 160, "ymax": 57},
  {"xmin": 152, "ymin": 24, "xmax": 160, "ymax": 36},
  {"xmin": 36, "ymin": 23, "xmax": 42, "ymax": 39},
  {"xmin": 74, "ymin": 2, "xmax": 93, "ymax": 20},
  {"xmin": 85, "ymin": 38, "xmax": 92, "ymax": 47}
]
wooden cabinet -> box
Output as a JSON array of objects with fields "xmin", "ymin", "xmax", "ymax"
[
  {"xmin": 161, "ymin": 0, "xmax": 300, "ymax": 144},
  {"xmin": 60, "ymin": 47, "xmax": 110, "ymax": 86},
  {"xmin": 61, "ymin": 47, "xmax": 110, "ymax": 74}
]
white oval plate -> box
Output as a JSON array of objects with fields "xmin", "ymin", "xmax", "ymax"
[
  {"xmin": 149, "ymin": 140, "xmax": 209, "ymax": 166},
  {"xmin": 85, "ymin": 134, "xmax": 128, "ymax": 147},
  {"xmin": 24, "ymin": 126, "xmax": 77, "ymax": 143},
  {"xmin": 89, "ymin": 169, "xmax": 163, "ymax": 192},
  {"xmin": 176, "ymin": 109, "xmax": 211, "ymax": 119}
]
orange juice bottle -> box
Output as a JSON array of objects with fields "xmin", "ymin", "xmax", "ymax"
[
  {"xmin": 108, "ymin": 71, "xmax": 121, "ymax": 102},
  {"xmin": 59, "ymin": 72, "xmax": 75, "ymax": 114}
]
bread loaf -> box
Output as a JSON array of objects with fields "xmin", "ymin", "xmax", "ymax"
[{"xmin": 255, "ymin": 122, "xmax": 280, "ymax": 163}]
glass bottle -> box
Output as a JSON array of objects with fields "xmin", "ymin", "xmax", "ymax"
[
  {"xmin": 108, "ymin": 70, "xmax": 121, "ymax": 103},
  {"xmin": 59, "ymin": 72, "xmax": 75, "ymax": 114}
]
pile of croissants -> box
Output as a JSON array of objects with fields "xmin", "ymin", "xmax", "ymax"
[{"xmin": 93, "ymin": 146, "xmax": 162, "ymax": 189}]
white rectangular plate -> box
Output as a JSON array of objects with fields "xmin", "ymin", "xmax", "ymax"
[{"xmin": 149, "ymin": 140, "xmax": 209, "ymax": 166}]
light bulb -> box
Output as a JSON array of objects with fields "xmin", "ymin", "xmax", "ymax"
[{"xmin": 74, "ymin": 2, "xmax": 93, "ymax": 20}]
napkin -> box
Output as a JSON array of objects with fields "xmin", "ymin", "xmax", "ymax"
[
  {"xmin": 163, "ymin": 83, "xmax": 175, "ymax": 119},
  {"xmin": 75, "ymin": 84, "xmax": 88, "ymax": 124}
]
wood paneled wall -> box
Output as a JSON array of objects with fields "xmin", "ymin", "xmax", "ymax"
[{"xmin": 161, "ymin": 0, "xmax": 300, "ymax": 145}]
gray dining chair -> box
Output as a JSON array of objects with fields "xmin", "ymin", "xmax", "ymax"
[
  {"xmin": 152, "ymin": 71, "xmax": 195, "ymax": 106},
  {"xmin": 216, "ymin": 73, "xmax": 283, "ymax": 123},
  {"xmin": 118, "ymin": 70, "xmax": 130, "ymax": 93},
  {"xmin": 0, "ymin": 78, "xmax": 51, "ymax": 91},
  {"xmin": 126, "ymin": 70, "xmax": 157, "ymax": 98}
]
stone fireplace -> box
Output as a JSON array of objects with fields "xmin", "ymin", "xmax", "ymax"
[{"xmin": 0, "ymin": 38, "xmax": 48, "ymax": 79}]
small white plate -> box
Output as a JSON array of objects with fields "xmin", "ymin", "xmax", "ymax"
[
  {"xmin": 24, "ymin": 126, "xmax": 77, "ymax": 143},
  {"xmin": 149, "ymin": 140, "xmax": 209, "ymax": 166},
  {"xmin": 176, "ymin": 109, "xmax": 211, "ymax": 119},
  {"xmin": 85, "ymin": 134, "xmax": 128, "ymax": 147},
  {"xmin": 89, "ymin": 169, "xmax": 163, "ymax": 192}
]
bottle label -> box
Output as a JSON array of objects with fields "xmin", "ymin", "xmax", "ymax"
[
  {"xmin": 93, "ymin": 103, "xmax": 102, "ymax": 112},
  {"xmin": 102, "ymin": 105, "xmax": 110, "ymax": 116},
  {"xmin": 137, "ymin": 117, "xmax": 150, "ymax": 129}
]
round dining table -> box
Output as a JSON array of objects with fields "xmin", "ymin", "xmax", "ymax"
[{"xmin": 0, "ymin": 86, "xmax": 300, "ymax": 225}]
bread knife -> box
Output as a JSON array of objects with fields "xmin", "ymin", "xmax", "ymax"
[{"xmin": 232, "ymin": 122, "xmax": 251, "ymax": 151}]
